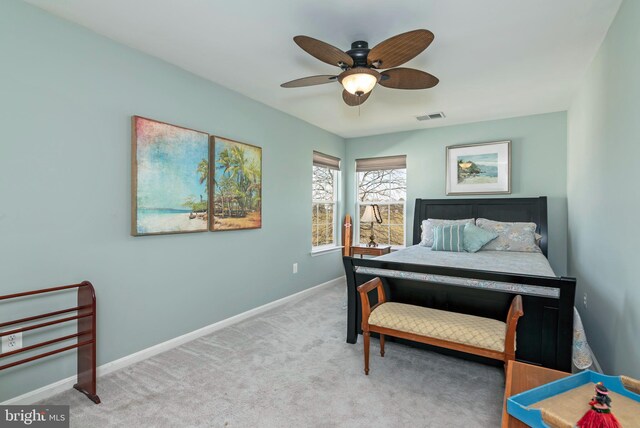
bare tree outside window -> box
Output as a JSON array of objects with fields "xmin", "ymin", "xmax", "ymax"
[
  {"xmin": 312, "ymin": 166, "xmax": 337, "ymax": 248},
  {"xmin": 357, "ymin": 169, "xmax": 406, "ymax": 246}
]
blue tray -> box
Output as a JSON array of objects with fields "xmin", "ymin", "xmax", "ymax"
[{"xmin": 507, "ymin": 370, "xmax": 640, "ymax": 428}]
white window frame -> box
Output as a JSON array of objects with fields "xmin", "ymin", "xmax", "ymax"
[
  {"xmin": 355, "ymin": 169, "xmax": 407, "ymax": 249},
  {"xmin": 312, "ymin": 166, "xmax": 340, "ymax": 253}
]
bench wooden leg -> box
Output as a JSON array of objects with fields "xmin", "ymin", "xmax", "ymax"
[
  {"xmin": 363, "ymin": 331, "xmax": 370, "ymax": 375},
  {"xmin": 380, "ymin": 334, "xmax": 385, "ymax": 357}
]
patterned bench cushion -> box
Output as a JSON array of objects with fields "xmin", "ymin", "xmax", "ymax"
[{"xmin": 368, "ymin": 302, "xmax": 506, "ymax": 352}]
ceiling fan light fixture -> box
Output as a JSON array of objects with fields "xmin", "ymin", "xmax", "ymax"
[
  {"xmin": 338, "ymin": 68, "xmax": 380, "ymax": 96},
  {"xmin": 282, "ymin": 30, "xmax": 438, "ymax": 107}
]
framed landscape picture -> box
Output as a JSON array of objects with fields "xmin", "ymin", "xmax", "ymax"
[
  {"xmin": 131, "ymin": 116, "xmax": 209, "ymax": 236},
  {"xmin": 446, "ymin": 140, "xmax": 511, "ymax": 195},
  {"xmin": 211, "ymin": 136, "xmax": 262, "ymax": 231}
]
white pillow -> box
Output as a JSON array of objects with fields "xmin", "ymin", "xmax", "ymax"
[{"xmin": 420, "ymin": 218, "xmax": 475, "ymax": 247}]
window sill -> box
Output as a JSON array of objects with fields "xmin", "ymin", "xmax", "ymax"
[{"xmin": 311, "ymin": 246, "xmax": 344, "ymax": 256}]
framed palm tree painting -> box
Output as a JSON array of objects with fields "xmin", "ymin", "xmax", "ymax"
[
  {"xmin": 131, "ymin": 116, "xmax": 210, "ymax": 236},
  {"xmin": 211, "ymin": 136, "xmax": 262, "ymax": 231}
]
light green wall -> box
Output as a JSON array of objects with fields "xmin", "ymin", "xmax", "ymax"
[
  {"xmin": 0, "ymin": 0, "xmax": 345, "ymax": 402},
  {"xmin": 346, "ymin": 112, "xmax": 569, "ymax": 274},
  {"xmin": 567, "ymin": 0, "xmax": 639, "ymax": 377},
  {"xmin": 7, "ymin": 0, "xmax": 630, "ymax": 403}
]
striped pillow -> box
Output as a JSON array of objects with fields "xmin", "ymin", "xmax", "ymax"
[{"xmin": 432, "ymin": 224, "xmax": 466, "ymax": 252}]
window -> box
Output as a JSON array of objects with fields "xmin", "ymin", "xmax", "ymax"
[
  {"xmin": 356, "ymin": 155, "xmax": 407, "ymax": 247},
  {"xmin": 312, "ymin": 151, "xmax": 340, "ymax": 250}
]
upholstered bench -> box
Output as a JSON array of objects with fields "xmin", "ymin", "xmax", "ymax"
[{"xmin": 357, "ymin": 277, "xmax": 523, "ymax": 375}]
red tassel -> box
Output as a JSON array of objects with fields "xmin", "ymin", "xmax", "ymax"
[{"xmin": 577, "ymin": 409, "xmax": 622, "ymax": 428}]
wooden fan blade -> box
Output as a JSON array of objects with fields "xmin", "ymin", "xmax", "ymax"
[
  {"xmin": 342, "ymin": 89, "xmax": 371, "ymax": 107},
  {"xmin": 368, "ymin": 29, "xmax": 434, "ymax": 69},
  {"xmin": 294, "ymin": 36, "xmax": 354, "ymax": 68},
  {"xmin": 281, "ymin": 75, "xmax": 338, "ymax": 88},
  {"xmin": 379, "ymin": 68, "xmax": 439, "ymax": 89}
]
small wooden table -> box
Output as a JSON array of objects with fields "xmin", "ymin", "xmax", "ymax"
[
  {"xmin": 350, "ymin": 245, "xmax": 391, "ymax": 258},
  {"xmin": 502, "ymin": 361, "xmax": 571, "ymax": 427}
]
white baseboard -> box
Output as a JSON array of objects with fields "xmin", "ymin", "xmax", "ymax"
[{"xmin": 3, "ymin": 276, "xmax": 346, "ymax": 405}]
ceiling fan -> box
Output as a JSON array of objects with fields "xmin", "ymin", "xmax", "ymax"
[{"xmin": 281, "ymin": 29, "xmax": 439, "ymax": 107}]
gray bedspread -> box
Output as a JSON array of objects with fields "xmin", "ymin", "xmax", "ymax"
[{"xmin": 375, "ymin": 245, "xmax": 556, "ymax": 277}]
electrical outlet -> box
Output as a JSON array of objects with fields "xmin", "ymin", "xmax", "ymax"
[
  {"xmin": 2, "ymin": 332, "xmax": 22, "ymax": 353},
  {"xmin": 293, "ymin": 263, "xmax": 298, "ymax": 274},
  {"xmin": 583, "ymin": 293, "xmax": 587, "ymax": 308}
]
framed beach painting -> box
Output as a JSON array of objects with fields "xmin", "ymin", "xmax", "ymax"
[
  {"xmin": 131, "ymin": 116, "xmax": 210, "ymax": 236},
  {"xmin": 211, "ymin": 136, "xmax": 262, "ymax": 231},
  {"xmin": 446, "ymin": 140, "xmax": 511, "ymax": 195}
]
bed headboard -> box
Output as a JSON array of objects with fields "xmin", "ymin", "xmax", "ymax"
[{"xmin": 412, "ymin": 197, "xmax": 548, "ymax": 256}]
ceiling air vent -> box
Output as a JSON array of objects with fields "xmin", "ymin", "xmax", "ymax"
[{"xmin": 416, "ymin": 112, "xmax": 446, "ymax": 121}]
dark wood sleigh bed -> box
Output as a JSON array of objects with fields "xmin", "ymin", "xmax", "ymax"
[{"xmin": 343, "ymin": 197, "xmax": 577, "ymax": 371}]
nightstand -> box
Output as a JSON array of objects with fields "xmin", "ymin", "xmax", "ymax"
[
  {"xmin": 502, "ymin": 360, "xmax": 570, "ymax": 427},
  {"xmin": 350, "ymin": 245, "xmax": 391, "ymax": 258}
]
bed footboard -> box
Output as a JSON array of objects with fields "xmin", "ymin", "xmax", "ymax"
[{"xmin": 343, "ymin": 256, "xmax": 577, "ymax": 372}]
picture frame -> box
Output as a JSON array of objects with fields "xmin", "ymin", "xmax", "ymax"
[
  {"xmin": 445, "ymin": 140, "xmax": 511, "ymax": 195},
  {"xmin": 210, "ymin": 136, "xmax": 262, "ymax": 231},
  {"xmin": 131, "ymin": 116, "xmax": 210, "ymax": 236}
]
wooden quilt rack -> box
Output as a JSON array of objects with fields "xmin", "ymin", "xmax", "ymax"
[{"xmin": 0, "ymin": 281, "xmax": 100, "ymax": 404}]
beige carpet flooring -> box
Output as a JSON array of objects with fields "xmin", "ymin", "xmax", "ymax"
[{"xmin": 41, "ymin": 283, "xmax": 505, "ymax": 427}]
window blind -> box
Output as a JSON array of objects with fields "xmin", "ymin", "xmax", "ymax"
[
  {"xmin": 313, "ymin": 151, "xmax": 341, "ymax": 170},
  {"xmin": 355, "ymin": 155, "xmax": 406, "ymax": 172}
]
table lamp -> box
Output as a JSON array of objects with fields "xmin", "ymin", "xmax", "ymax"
[{"xmin": 361, "ymin": 204, "xmax": 383, "ymax": 247}]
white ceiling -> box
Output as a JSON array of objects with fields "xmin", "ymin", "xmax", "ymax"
[{"xmin": 25, "ymin": 0, "xmax": 621, "ymax": 138}]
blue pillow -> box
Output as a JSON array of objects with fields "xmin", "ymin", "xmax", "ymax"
[
  {"xmin": 432, "ymin": 224, "xmax": 465, "ymax": 252},
  {"xmin": 463, "ymin": 223, "xmax": 498, "ymax": 253}
]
